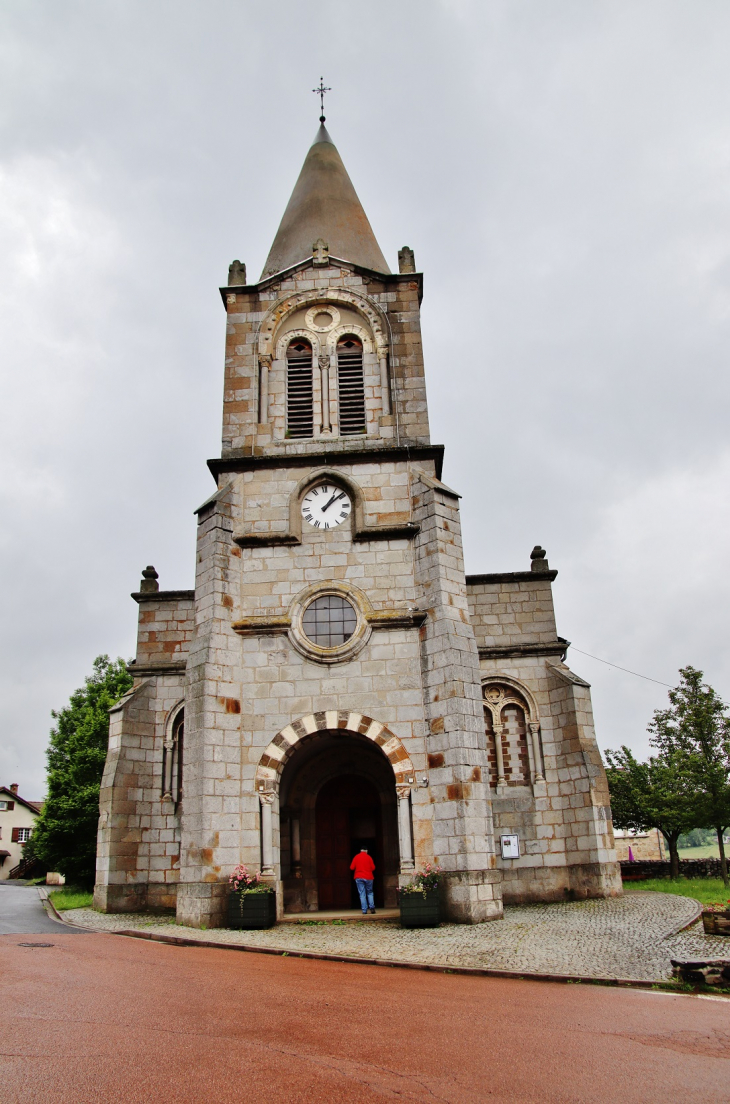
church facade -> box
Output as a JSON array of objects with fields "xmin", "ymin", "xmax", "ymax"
[{"xmin": 94, "ymin": 122, "xmax": 621, "ymax": 927}]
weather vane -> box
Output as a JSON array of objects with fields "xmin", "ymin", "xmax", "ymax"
[{"xmin": 312, "ymin": 77, "xmax": 331, "ymax": 123}]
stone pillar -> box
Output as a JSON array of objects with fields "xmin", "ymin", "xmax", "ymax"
[
  {"xmin": 258, "ymin": 355, "xmax": 271, "ymax": 425},
  {"xmin": 161, "ymin": 727, "xmax": 174, "ymax": 802},
  {"xmin": 412, "ymin": 470, "xmax": 503, "ymax": 923},
  {"xmin": 397, "ymin": 786, "xmax": 415, "ymax": 873},
  {"xmin": 291, "ymin": 817, "xmax": 302, "ymax": 877},
  {"xmin": 379, "ymin": 354, "xmax": 391, "ymax": 416},
  {"xmin": 260, "ymin": 794, "xmax": 275, "ymax": 876},
  {"xmin": 319, "ymin": 354, "xmax": 331, "ymax": 433},
  {"xmin": 493, "ymin": 723, "xmax": 507, "ymax": 792},
  {"xmin": 529, "ymin": 721, "xmax": 545, "ymax": 783}
]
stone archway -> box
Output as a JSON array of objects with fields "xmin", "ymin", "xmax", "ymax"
[
  {"xmin": 255, "ymin": 710, "xmax": 415, "ymax": 794},
  {"xmin": 255, "ymin": 713, "xmax": 415, "ymax": 913}
]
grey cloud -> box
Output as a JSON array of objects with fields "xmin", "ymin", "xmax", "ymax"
[{"xmin": 1, "ymin": 0, "xmax": 729, "ymax": 792}]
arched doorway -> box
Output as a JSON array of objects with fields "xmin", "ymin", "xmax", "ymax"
[
  {"xmin": 315, "ymin": 775, "xmax": 384, "ymax": 909},
  {"xmin": 278, "ymin": 730, "xmax": 399, "ymax": 912}
]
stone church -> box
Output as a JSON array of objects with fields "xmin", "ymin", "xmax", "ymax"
[{"xmin": 94, "ymin": 119, "xmax": 620, "ymax": 927}]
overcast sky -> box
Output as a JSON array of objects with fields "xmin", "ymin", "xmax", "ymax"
[{"xmin": 2, "ymin": 0, "xmax": 730, "ymax": 797}]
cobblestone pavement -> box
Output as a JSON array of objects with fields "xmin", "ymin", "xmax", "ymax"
[{"xmin": 60, "ymin": 891, "xmax": 730, "ymax": 982}]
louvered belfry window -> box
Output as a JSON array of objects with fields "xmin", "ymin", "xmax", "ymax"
[
  {"xmin": 337, "ymin": 336, "xmax": 366, "ymax": 435},
  {"xmin": 286, "ymin": 339, "xmax": 314, "ymax": 438}
]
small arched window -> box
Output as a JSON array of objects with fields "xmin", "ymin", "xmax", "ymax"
[
  {"xmin": 336, "ymin": 336, "xmax": 366, "ymax": 435},
  {"xmin": 483, "ymin": 684, "xmax": 531, "ymax": 788},
  {"xmin": 287, "ymin": 339, "xmax": 314, "ymax": 438},
  {"xmin": 162, "ymin": 708, "xmax": 184, "ymax": 807}
]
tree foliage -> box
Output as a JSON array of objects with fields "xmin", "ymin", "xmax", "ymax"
[
  {"xmin": 604, "ymin": 745, "xmax": 699, "ymax": 878},
  {"xmin": 649, "ymin": 666, "xmax": 730, "ymax": 884},
  {"xmin": 26, "ymin": 656, "xmax": 133, "ymax": 886},
  {"xmin": 606, "ymin": 666, "xmax": 730, "ymax": 884}
]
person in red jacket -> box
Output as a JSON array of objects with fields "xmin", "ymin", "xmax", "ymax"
[{"xmin": 350, "ymin": 848, "xmax": 376, "ymax": 914}]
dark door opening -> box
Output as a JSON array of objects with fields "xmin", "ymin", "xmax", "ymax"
[{"xmin": 315, "ymin": 775, "xmax": 384, "ymax": 909}]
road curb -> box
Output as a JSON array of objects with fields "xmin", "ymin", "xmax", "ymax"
[
  {"xmin": 103, "ymin": 925, "xmax": 678, "ymax": 992},
  {"xmin": 38, "ymin": 888, "xmax": 87, "ymax": 930},
  {"xmin": 669, "ymin": 899, "xmax": 704, "ymax": 936}
]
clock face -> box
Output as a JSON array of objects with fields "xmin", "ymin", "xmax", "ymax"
[{"xmin": 301, "ymin": 484, "xmax": 352, "ymax": 530}]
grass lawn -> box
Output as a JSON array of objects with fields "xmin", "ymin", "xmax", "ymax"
[
  {"xmin": 48, "ymin": 887, "xmax": 94, "ymax": 911},
  {"xmin": 627, "ymin": 877, "xmax": 729, "ymax": 906},
  {"xmin": 678, "ymin": 844, "xmax": 723, "ymax": 860}
]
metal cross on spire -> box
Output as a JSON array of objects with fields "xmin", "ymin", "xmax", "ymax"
[{"xmin": 312, "ymin": 77, "xmax": 331, "ymax": 123}]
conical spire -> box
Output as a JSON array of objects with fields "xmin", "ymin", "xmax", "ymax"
[{"xmin": 260, "ymin": 124, "xmax": 390, "ymax": 279}]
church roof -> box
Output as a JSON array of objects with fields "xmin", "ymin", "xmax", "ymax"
[{"xmin": 260, "ymin": 124, "xmax": 391, "ymax": 279}]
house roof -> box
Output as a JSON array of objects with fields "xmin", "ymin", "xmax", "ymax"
[
  {"xmin": 260, "ymin": 123, "xmax": 390, "ymax": 279},
  {"xmin": 0, "ymin": 787, "xmax": 42, "ymax": 815}
]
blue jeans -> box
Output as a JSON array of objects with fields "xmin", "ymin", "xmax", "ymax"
[{"xmin": 355, "ymin": 878, "xmax": 375, "ymax": 912}]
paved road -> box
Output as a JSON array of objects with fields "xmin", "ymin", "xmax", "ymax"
[
  {"xmin": 1, "ymin": 930, "xmax": 728, "ymax": 1103},
  {"xmin": 0, "ymin": 883, "xmax": 79, "ymax": 935}
]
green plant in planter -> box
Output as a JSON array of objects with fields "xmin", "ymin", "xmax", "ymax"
[
  {"xmin": 703, "ymin": 898, "xmax": 730, "ymax": 912},
  {"xmin": 400, "ymin": 863, "xmax": 441, "ymax": 897},
  {"xmin": 399, "ymin": 864, "xmax": 441, "ymax": 928},
  {"xmin": 227, "ymin": 864, "xmax": 276, "ymax": 930}
]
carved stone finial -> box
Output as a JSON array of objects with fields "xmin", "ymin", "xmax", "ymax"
[
  {"xmin": 228, "ymin": 260, "xmax": 247, "ymax": 286},
  {"xmin": 398, "ymin": 246, "xmax": 416, "ymax": 274},
  {"xmin": 530, "ymin": 546, "xmax": 550, "ymax": 573},
  {"xmin": 312, "ymin": 238, "xmax": 329, "ymax": 266},
  {"xmin": 140, "ymin": 565, "xmax": 159, "ymax": 593}
]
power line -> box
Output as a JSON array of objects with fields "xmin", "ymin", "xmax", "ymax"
[{"xmin": 570, "ymin": 647, "xmax": 673, "ymax": 688}]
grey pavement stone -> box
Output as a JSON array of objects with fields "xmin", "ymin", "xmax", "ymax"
[{"xmin": 60, "ymin": 891, "xmax": 728, "ymax": 982}]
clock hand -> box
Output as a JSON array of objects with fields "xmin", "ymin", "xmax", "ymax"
[{"xmin": 321, "ymin": 490, "xmax": 346, "ymax": 513}]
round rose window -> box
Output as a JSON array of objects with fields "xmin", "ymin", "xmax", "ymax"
[{"xmin": 302, "ymin": 595, "xmax": 357, "ymax": 647}]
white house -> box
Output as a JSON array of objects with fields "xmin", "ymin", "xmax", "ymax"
[{"xmin": 0, "ymin": 785, "xmax": 42, "ymax": 879}]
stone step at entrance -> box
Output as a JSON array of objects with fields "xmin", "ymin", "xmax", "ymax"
[{"xmin": 281, "ymin": 908, "xmax": 399, "ymax": 923}]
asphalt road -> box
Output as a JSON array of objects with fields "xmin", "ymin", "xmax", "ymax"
[
  {"xmin": 0, "ymin": 882, "xmax": 81, "ymax": 935},
  {"xmin": 1, "ymin": 925, "xmax": 728, "ymax": 1103}
]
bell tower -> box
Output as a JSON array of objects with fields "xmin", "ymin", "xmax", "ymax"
[{"xmin": 171, "ymin": 119, "xmax": 503, "ymax": 927}]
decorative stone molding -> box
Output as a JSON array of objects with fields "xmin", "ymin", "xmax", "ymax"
[
  {"xmin": 482, "ymin": 677, "xmax": 545, "ymax": 792},
  {"xmin": 326, "ymin": 323, "xmax": 374, "ymax": 354},
  {"xmin": 398, "ymin": 247, "xmax": 416, "ymax": 274},
  {"xmin": 275, "ymin": 328, "xmax": 321, "ymax": 362},
  {"xmin": 254, "ymin": 711, "xmax": 416, "ymax": 794},
  {"xmin": 231, "ymin": 604, "xmax": 425, "ymax": 642},
  {"xmin": 228, "ymin": 260, "xmax": 247, "ymax": 286},
  {"xmin": 305, "ymin": 305, "xmax": 340, "ymax": 332},
  {"xmin": 131, "ymin": 589, "xmax": 195, "ymax": 605},
  {"xmin": 481, "ymin": 677, "xmax": 539, "ymax": 722},
  {"xmin": 288, "ymin": 580, "xmax": 372, "ymax": 664},
  {"xmin": 126, "ymin": 660, "xmax": 187, "ymax": 677},
  {"xmin": 231, "ymin": 614, "xmax": 292, "ymax": 636},
  {"xmin": 258, "ymin": 288, "xmax": 388, "ymax": 361},
  {"xmin": 312, "ymin": 238, "xmax": 329, "ymax": 266},
  {"xmin": 478, "ymin": 640, "xmax": 569, "ymax": 660}
]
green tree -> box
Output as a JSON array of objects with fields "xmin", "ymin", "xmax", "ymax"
[
  {"xmin": 649, "ymin": 666, "xmax": 730, "ymax": 886},
  {"xmin": 26, "ymin": 655, "xmax": 133, "ymax": 886},
  {"xmin": 605, "ymin": 745, "xmax": 699, "ymax": 878}
]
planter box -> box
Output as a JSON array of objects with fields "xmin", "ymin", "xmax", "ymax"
[
  {"xmin": 228, "ymin": 891, "xmax": 277, "ymax": 930},
  {"xmin": 702, "ymin": 910, "xmax": 730, "ymax": 936},
  {"xmin": 399, "ymin": 889, "xmax": 440, "ymax": 928}
]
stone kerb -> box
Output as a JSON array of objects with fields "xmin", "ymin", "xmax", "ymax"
[{"xmin": 255, "ymin": 711, "xmax": 415, "ymax": 794}]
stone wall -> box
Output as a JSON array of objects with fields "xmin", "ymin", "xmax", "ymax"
[
  {"xmin": 94, "ymin": 585, "xmax": 194, "ymax": 913},
  {"xmin": 220, "ymin": 262, "xmax": 430, "ymax": 455},
  {"xmin": 613, "ymin": 828, "xmax": 664, "ymax": 862},
  {"xmin": 466, "ymin": 558, "xmax": 621, "ymax": 904},
  {"xmin": 621, "ymin": 857, "xmax": 726, "ymax": 880}
]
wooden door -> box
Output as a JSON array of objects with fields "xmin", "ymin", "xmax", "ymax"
[{"xmin": 315, "ymin": 775, "xmax": 383, "ymax": 910}]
